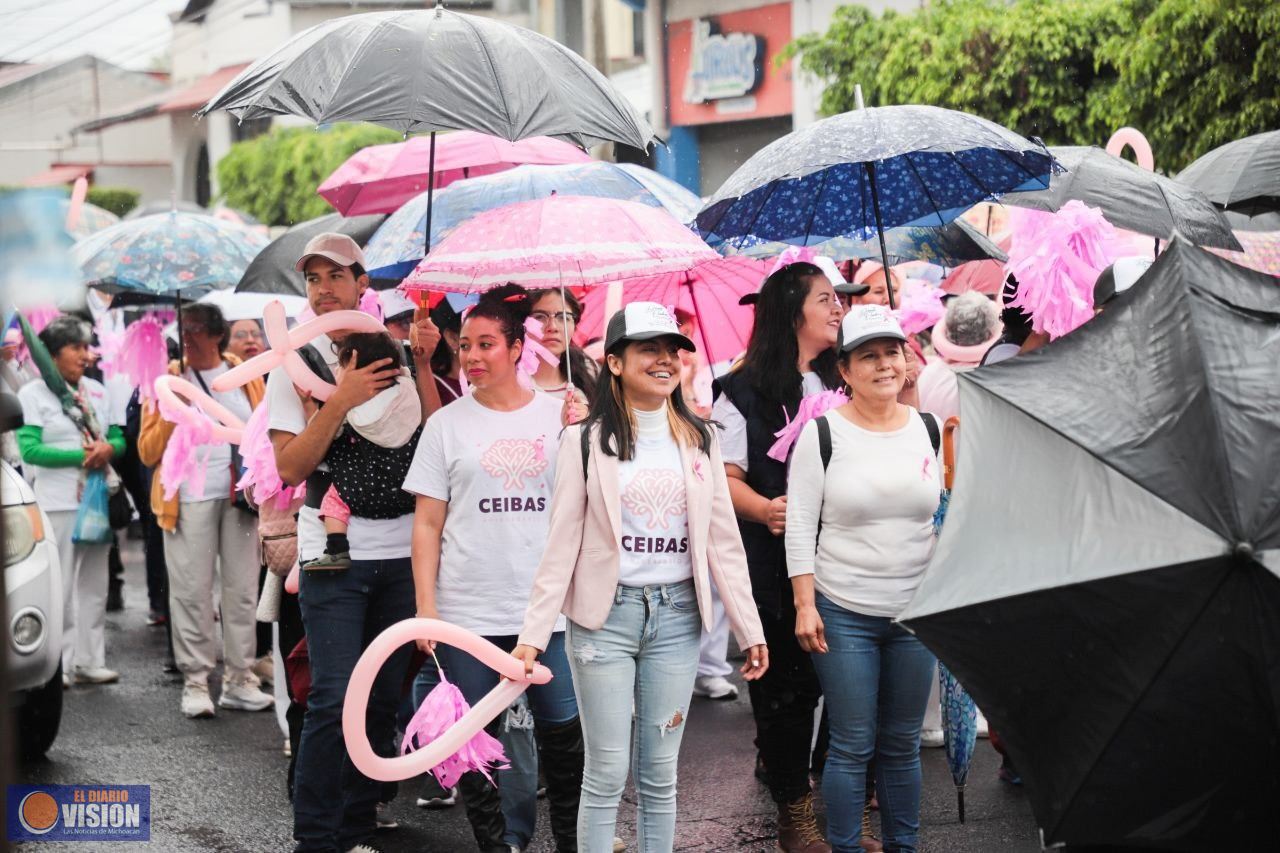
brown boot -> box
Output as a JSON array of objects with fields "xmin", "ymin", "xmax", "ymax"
[
  {"xmin": 777, "ymin": 792, "xmax": 831, "ymax": 853},
  {"xmin": 860, "ymin": 800, "xmax": 884, "ymax": 852}
]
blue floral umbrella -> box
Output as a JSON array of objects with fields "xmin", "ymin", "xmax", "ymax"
[
  {"xmin": 715, "ymin": 219, "xmax": 1007, "ymax": 267},
  {"xmin": 364, "ymin": 162, "xmax": 698, "ymax": 280},
  {"xmin": 694, "ymin": 102, "xmax": 1057, "ymax": 307},
  {"xmin": 72, "ymin": 211, "xmax": 269, "ymax": 305},
  {"xmin": 940, "ymin": 664, "xmax": 980, "ymax": 822}
]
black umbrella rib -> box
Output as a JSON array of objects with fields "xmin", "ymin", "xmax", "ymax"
[
  {"xmin": 992, "ymin": 144, "xmax": 1051, "ymax": 190},
  {"xmin": 901, "ymin": 153, "xmax": 946, "ymax": 228},
  {"xmin": 946, "ymin": 153, "xmax": 1004, "ymax": 214},
  {"xmin": 800, "ymin": 165, "xmax": 832, "ymax": 244}
]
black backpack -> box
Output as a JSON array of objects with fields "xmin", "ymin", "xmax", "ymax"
[{"xmin": 814, "ymin": 410, "xmax": 940, "ymax": 471}]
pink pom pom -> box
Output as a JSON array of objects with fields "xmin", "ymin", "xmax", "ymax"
[
  {"xmin": 1005, "ymin": 201, "xmax": 1129, "ymax": 339},
  {"xmin": 237, "ymin": 403, "xmax": 305, "ymax": 509},
  {"xmin": 767, "ymin": 388, "xmax": 849, "ymax": 463},
  {"xmin": 119, "ymin": 317, "xmax": 169, "ymax": 401},
  {"xmin": 359, "ymin": 287, "xmax": 383, "ymax": 322},
  {"xmin": 401, "ymin": 674, "xmax": 509, "ymax": 788},
  {"xmin": 893, "ymin": 279, "xmax": 945, "ymax": 336},
  {"xmin": 768, "ymin": 245, "xmax": 819, "ymax": 278},
  {"xmin": 157, "ymin": 391, "xmax": 213, "ymax": 500}
]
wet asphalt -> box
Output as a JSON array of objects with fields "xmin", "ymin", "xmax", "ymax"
[{"xmin": 15, "ymin": 540, "xmax": 1042, "ymax": 852}]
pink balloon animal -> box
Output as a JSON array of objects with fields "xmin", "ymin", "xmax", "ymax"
[{"xmin": 1105, "ymin": 127, "xmax": 1154, "ymax": 172}]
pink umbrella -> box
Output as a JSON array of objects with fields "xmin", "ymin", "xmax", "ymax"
[
  {"xmin": 401, "ymin": 195, "xmax": 719, "ymax": 294},
  {"xmin": 1210, "ymin": 230, "xmax": 1280, "ymax": 277},
  {"xmin": 574, "ymin": 256, "xmax": 767, "ymax": 365},
  {"xmin": 318, "ymin": 131, "xmax": 592, "ymax": 217},
  {"xmin": 942, "ymin": 232, "xmax": 1012, "ymax": 295}
]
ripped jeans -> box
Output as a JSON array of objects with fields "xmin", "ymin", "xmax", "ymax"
[{"xmin": 567, "ymin": 580, "xmax": 702, "ymax": 853}]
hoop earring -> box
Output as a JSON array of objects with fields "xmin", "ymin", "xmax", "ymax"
[{"xmin": 842, "ymin": 383, "xmax": 852, "ymax": 397}]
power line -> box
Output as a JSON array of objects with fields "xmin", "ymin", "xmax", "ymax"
[
  {"xmin": 0, "ymin": 0, "xmax": 83, "ymax": 22},
  {"xmin": 3, "ymin": 0, "xmax": 169, "ymax": 64}
]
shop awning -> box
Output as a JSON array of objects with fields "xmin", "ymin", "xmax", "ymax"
[{"xmin": 23, "ymin": 164, "xmax": 94, "ymax": 187}]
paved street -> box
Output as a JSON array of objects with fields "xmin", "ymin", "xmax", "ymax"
[{"xmin": 18, "ymin": 540, "xmax": 1042, "ymax": 852}]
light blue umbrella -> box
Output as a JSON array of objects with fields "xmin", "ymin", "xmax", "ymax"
[
  {"xmin": 363, "ymin": 162, "xmax": 700, "ymax": 280},
  {"xmin": 0, "ymin": 190, "xmax": 83, "ymax": 309}
]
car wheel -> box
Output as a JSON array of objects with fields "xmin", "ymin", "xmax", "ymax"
[{"xmin": 18, "ymin": 662, "xmax": 63, "ymax": 762}]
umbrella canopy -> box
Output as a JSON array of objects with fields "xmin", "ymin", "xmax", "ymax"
[
  {"xmin": 574, "ymin": 256, "xmax": 766, "ymax": 365},
  {"xmin": 197, "ymin": 290, "xmax": 307, "ymax": 322},
  {"xmin": 72, "ymin": 211, "xmax": 268, "ymax": 303},
  {"xmin": 236, "ymin": 213, "xmax": 387, "ymax": 296},
  {"xmin": 900, "ymin": 241, "xmax": 1280, "ymax": 850},
  {"xmin": 717, "ymin": 219, "xmax": 1007, "ymax": 268},
  {"xmin": 0, "ymin": 190, "xmax": 83, "ymax": 309},
  {"xmin": 402, "ymin": 195, "xmax": 718, "ymax": 294},
  {"xmin": 318, "ymin": 132, "xmax": 592, "ymax": 217},
  {"xmin": 614, "ymin": 164, "xmax": 703, "ymax": 224},
  {"xmin": 1210, "ymin": 228, "xmax": 1280, "ymax": 277},
  {"xmin": 365, "ymin": 162, "xmax": 706, "ymax": 280},
  {"xmin": 124, "ymin": 199, "xmax": 206, "ymax": 219},
  {"xmin": 1177, "ymin": 129, "xmax": 1280, "ymax": 216},
  {"xmin": 1002, "ymin": 146, "xmax": 1241, "ymax": 251},
  {"xmin": 61, "ymin": 199, "xmax": 119, "ymax": 241},
  {"xmin": 197, "ymin": 8, "xmax": 655, "ymax": 151},
  {"xmin": 938, "ymin": 664, "xmax": 978, "ymax": 823},
  {"xmin": 695, "ymin": 104, "xmax": 1054, "ymax": 247}
]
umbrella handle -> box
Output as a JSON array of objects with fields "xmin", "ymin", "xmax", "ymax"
[
  {"xmin": 942, "ymin": 416, "xmax": 959, "ymax": 491},
  {"xmin": 957, "ymin": 786, "xmax": 966, "ymax": 823}
]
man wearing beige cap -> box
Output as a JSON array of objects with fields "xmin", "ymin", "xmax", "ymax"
[{"xmin": 270, "ymin": 233, "xmax": 441, "ymax": 853}]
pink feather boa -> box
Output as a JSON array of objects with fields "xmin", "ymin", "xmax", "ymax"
[
  {"xmin": 157, "ymin": 392, "xmax": 212, "ymax": 501},
  {"xmin": 119, "ymin": 317, "xmax": 169, "ymax": 402},
  {"xmin": 767, "ymin": 388, "xmax": 849, "ymax": 463},
  {"xmin": 237, "ymin": 403, "xmax": 305, "ymax": 509},
  {"xmin": 401, "ymin": 674, "xmax": 509, "ymax": 788},
  {"xmin": 1005, "ymin": 201, "xmax": 1128, "ymax": 339}
]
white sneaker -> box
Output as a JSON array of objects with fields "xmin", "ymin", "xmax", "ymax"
[
  {"xmin": 181, "ymin": 682, "xmax": 216, "ymax": 719},
  {"xmin": 74, "ymin": 666, "xmax": 119, "ymax": 684},
  {"xmin": 218, "ymin": 679, "xmax": 274, "ymax": 712},
  {"xmin": 920, "ymin": 728, "xmax": 945, "ymax": 748},
  {"xmin": 375, "ymin": 802, "xmax": 398, "ymax": 831},
  {"xmin": 692, "ymin": 675, "xmax": 738, "ymax": 700}
]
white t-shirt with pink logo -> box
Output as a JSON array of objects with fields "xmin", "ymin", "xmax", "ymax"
[
  {"xmin": 403, "ymin": 392, "xmax": 565, "ymax": 636},
  {"xmin": 617, "ymin": 407, "xmax": 693, "ymax": 587}
]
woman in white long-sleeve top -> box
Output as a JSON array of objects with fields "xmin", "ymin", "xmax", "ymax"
[
  {"xmin": 513, "ymin": 303, "xmax": 768, "ymax": 853},
  {"xmin": 785, "ymin": 305, "xmax": 941, "ymax": 853}
]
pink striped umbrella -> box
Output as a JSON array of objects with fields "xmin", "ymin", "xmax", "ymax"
[
  {"xmin": 574, "ymin": 256, "xmax": 767, "ymax": 365},
  {"xmin": 401, "ymin": 195, "xmax": 719, "ymax": 294},
  {"xmin": 318, "ymin": 132, "xmax": 591, "ymax": 216}
]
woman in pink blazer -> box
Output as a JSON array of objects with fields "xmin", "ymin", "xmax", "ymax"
[{"xmin": 513, "ymin": 303, "xmax": 768, "ymax": 853}]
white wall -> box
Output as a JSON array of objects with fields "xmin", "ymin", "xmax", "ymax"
[{"xmin": 93, "ymin": 164, "xmax": 174, "ymax": 203}]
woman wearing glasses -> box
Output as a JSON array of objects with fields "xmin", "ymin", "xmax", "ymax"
[
  {"xmin": 528, "ymin": 290, "xmax": 597, "ymax": 413},
  {"xmin": 226, "ymin": 320, "xmax": 264, "ymax": 362}
]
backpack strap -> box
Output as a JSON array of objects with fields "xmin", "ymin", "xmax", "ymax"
[
  {"xmin": 918, "ymin": 410, "xmax": 941, "ymax": 455},
  {"xmin": 297, "ymin": 343, "xmax": 336, "ymax": 386},
  {"xmin": 816, "ymin": 414, "xmax": 833, "ymax": 472}
]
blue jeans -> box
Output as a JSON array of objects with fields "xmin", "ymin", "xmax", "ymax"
[
  {"xmin": 810, "ymin": 594, "xmax": 936, "ymax": 853},
  {"xmin": 292, "ymin": 558, "xmax": 415, "ymax": 853},
  {"xmin": 568, "ymin": 580, "xmax": 702, "ymax": 853}
]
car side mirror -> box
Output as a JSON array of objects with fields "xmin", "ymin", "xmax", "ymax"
[{"xmin": 0, "ymin": 391, "xmax": 24, "ymax": 432}]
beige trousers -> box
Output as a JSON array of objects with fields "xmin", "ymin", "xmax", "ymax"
[{"xmin": 163, "ymin": 498, "xmax": 260, "ymax": 685}]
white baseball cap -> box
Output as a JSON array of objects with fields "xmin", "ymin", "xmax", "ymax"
[
  {"xmin": 604, "ymin": 302, "xmax": 695, "ymax": 352},
  {"xmin": 380, "ymin": 288, "xmax": 417, "ymax": 321},
  {"xmin": 838, "ymin": 304, "xmax": 908, "ymax": 353}
]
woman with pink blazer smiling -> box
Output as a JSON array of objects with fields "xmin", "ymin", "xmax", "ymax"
[{"xmin": 513, "ymin": 303, "xmax": 768, "ymax": 853}]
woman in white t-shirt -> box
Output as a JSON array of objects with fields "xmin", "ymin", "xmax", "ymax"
[
  {"xmin": 785, "ymin": 306, "xmax": 941, "ymax": 853},
  {"xmin": 512, "ymin": 303, "xmax": 768, "ymax": 853},
  {"xmin": 138, "ymin": 303, "xmax": 273, "ymax": 720},
  {"xmin": 404, "ymin": 284, "xmax": 583, "ymax": 853},
  {"xmin": 528, "ymin": 288, "xmax": 598, "ymax": 404}
]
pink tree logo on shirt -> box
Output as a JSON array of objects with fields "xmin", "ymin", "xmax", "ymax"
[
  {"xmin": 480, "ymin": 438, "xmax": 548, "ymax": 490},
  {"xmin": 621, "ymin": 470, "xmax": 686, "ymax": 530}
]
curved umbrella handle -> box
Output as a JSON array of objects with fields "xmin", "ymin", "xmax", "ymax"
[{"xmin": 942, "ymin": 416, "xmax": 960, "ymax": 491}]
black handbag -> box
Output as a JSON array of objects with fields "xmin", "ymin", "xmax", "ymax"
[{"xmin": 108, "ymin": 484, "xmax": 133, "ymax": 530}]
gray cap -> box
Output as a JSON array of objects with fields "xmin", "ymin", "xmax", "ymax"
[{"xmin": 604, "ymin": 302, "xmax": 695, "ymax": 352}]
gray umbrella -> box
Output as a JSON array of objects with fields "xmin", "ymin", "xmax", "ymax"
[
  {"xmin": 196, "ymin": 6, "xmax": 654, "ymax": 152},
  {"xmin": 1177, "ymin": 129, "xmax": 1280, "ymax": 222},
  {"xmin": 1002, "ymin": 146, "xmax": 1242, "ymax": 251}
]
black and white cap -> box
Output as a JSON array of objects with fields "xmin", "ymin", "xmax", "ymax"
[
  {"xmin": 1093, "ymin": 256, "xmax": 1153, "ymax": 307},
  {"xmin": 837, "ymin": 304, "xmax": 908, "ymax": 353},
  {"xmin": 604, "ymin": 302, "xmax": 696, "ymax": 353}
]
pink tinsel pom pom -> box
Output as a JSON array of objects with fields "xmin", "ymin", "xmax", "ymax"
[
  {"xmin": 157, "ymin": 391, "xmax": 213, "ymax": 501},
  {"xmin": 893, "ymin": 279, "xmax": 945, "ymax": 336},
  {"xmin": 767, "ymin": 388, "xmax": 849, "ymax": 463},
  {"xmin": 1005, "ymin": 201, "xmax": 1129, "ymax": 340},
  {"xmin": 401, "ymin": 674, "xmax": 509, "ymax": 788},
  {"xmin": 237, "ymin": 403, "xmax": 305, "ymax": 509},
  {"xmin": 120, "ymin": 317, "xmax": 169, "ymax": 401},
  {"xmin": 359, "ymin": 287, "xmax": 383, "ymax": 322}
]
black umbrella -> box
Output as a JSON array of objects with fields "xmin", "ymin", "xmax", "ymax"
[
  {"xmin": 236, "ymin": 213, "xmax": 387, "ymax": 296},
  {"xmin": 1177, "ymin": 129, "xmax": 1280, "ymax": 218},
  {"xmin": 900, "ymin": 240, "xmax": 1280, "ymax": 850},
  {"xmin": 1003, "ymin": 145, "xmax": 1242, "ymax": 251}
]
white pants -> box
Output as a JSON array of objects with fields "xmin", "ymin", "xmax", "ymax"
[
  {"xmin": 697, "ymin": 579, "xmax": 733, "ymax": 678},
  {"xmin": 162, "ymin": 498, "xmax": 259, "ymax": 685},
  {"xmin": 47, "ymin": 510, "xmax": 111, "ymax": 673}
]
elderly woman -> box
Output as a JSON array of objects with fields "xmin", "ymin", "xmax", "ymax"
[
  {"xmin": 17, "ymin": 316, "xmax": 125, "ymax": 685},
  {"xmin": 785, "ymin": 305, "xmax": 942, "ymax": 853},
  {"xmin": 916, "ymin": 291, "xmax": 1002, "ymax": 422},
  {"xmin": 225, "ymin": 319, "xmax": 264, "ymax": 362},
  {"xmin": 138, "ymin": 303, "xmax": 272, "ymax": 719}
]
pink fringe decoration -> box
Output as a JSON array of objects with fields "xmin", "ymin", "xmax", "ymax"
[
  {"xmin": 237, "ymin": 403, "xmax": 305, "ymax": 509},
  {"xmin": 94, "ymin": 314, "xmax": 125, "ymax": 376},
  {"xmin": 1005, "ymin": 201, "xmax": 1128, "ymax": 339},
  {"xmin": 359, "ymin": 287, "xmax": 383, "ymax": 321},
  {"xmin": 401, "ymin": 674, "xmax": 509, "ymax": 788},
  {"xmin": 768, "ymin": 245, "xmax": 818, "ymax": 278},
  {"xmin": 893, "ymin": 279, "xmax": 945, "ymax": 336},
  {"xmin": 119, "ymin": 317, "xmax": 169, "ymax": 402},
  {"xmin": 767, "ymin": 388, "xmax": 849, "ymax": 463},
  {"xmin": 157, "ymin": 393, "xmax": 212, "ymax": 501}
]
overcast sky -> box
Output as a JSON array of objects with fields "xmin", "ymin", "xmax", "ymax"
[{"xmin": 0, "ymin": 0, "xmax": 187, "ymax": 70}]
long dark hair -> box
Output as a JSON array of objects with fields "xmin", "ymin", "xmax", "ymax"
[
  {"xmin": 462, "ymin": 283, "xmax": 532, "ymax": 347},
  {"xmin": 585, "ymin": 338, "xmax": 713, "ymax": 462},
  {"xmin": 529, "ymin": 289, "xmax": 597, "ymax": 405},
  {"xmin": 429, "ymin": 299, "xmax": 464, "ymax": 378},
  {"xmin": 740, "ymin": 262, "xmax": 839, "ymax": 407}
]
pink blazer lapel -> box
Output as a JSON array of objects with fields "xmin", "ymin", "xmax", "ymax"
[
  {"xmin": 679, "ymin": 441, "xmax": 709, "ymax": 540},
  {"xmin": 593, "ymin": 438, "xmax": 623, "ymax": 544}
]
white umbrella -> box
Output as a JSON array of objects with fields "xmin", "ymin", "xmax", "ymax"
[{"xmin": 197, "ymin": 290, "xmax": 307, "ymax": 322}]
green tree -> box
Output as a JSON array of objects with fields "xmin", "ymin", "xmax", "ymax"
[{"xmin": 216, "ymin": 123, "xmax": 401, "ymax": 226}]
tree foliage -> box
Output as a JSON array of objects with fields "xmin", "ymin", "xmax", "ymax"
[
  {"xmin": 84, "ymin": 187, "xmax": 140, "ymax": 217},
  {"xmin": 216, "ymin": 123, "xmax": 401, "ymax": 226},
  {"xmin": 786, "ymin": 0, "xmax": 1279, "ymax": 171}
]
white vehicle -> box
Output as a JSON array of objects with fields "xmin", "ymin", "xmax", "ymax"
[{"xmin": 2, "ymin": 391, "xmax": 64, "ymax": 760}]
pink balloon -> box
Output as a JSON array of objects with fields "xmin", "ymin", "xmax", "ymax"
[
  {"xmin": 210, "ymin": 300, "xmax": 384, "ymax": 400},
  {"xmin": 152, "ymin": 375, "xmax": 245, "ymax": 443},
  {"xmin": 1105, "ymin": 127, "xmax": 1154, "ymax": 172},
  {"xmin": 66, "ymin": 177, "xmax": 88, "ymax": 233},
  {"xmin": 343, "ymin": 619, "xmax": 552, "ymax": 782}
]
